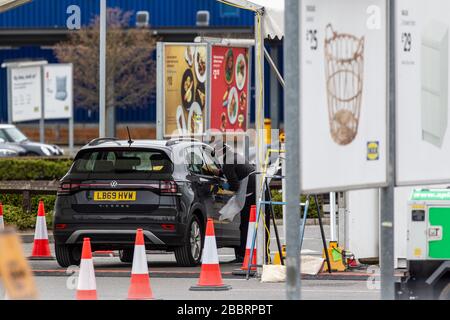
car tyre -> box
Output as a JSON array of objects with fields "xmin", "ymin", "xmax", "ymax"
[
  {"xmin": 25, "ymin": 152, "xmax": 40, "ymax": 157},
  {"xmin": 438, "ymin": 282, "xmax": 450, "ymax": 300},
  {"xmin": 174, "ymin": 215, "xmax": 204, "ymax": 267},
  {"xmin": 119, "ymin": 248, "xmax": 134, "ymax": 263},
  {"xmin": 55, "ymin": 244, "xmax": 81, "ymax": 268}
]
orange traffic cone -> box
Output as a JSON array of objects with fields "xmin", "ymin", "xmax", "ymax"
[
  {"xmin": 233, "ymin": 205, "xmax": 257, "ymax": 276},
  {"xmin": 77, "ymin": 238, "xmax": 97, "ymax": 300},
  {"xmin": 29, "ymin": 201, "xmax": 54, "ymax": 260},
  {"xmin": 128, "ymin": 229, "xmax": 154, "ymax": 300},
  {"xmin": 190, "ymin": 218, "xmax": 231, "ymax": 291},
  {"xmin": 0, "ymin": 203, "xmax": 4, "ymax": 230}
]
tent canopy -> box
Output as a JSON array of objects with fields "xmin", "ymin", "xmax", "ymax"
[
  {"xmin": 0, "ymin": 0, "xmax": 31, "ymax": 13},
  {"xmin": 217, "ymin": 0, "xmax": 284, "ymax": 39}
]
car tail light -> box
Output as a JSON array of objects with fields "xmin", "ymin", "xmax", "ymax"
[
  {"xmin": 55, "ymin": 224, "xmax": 67, "ymax": 230},
  {"xmin": 160, "ymin": 180, "xmax": 178, "ymax": 195},
  {"xmin": 57, "ymin": 181, "xmax": 81, "ymax": 195},
  {"xmin": 161, "ymin": 224, "xmax": 176, "ymax": 231}
]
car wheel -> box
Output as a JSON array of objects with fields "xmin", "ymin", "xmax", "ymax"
[
  {"xmin": 25, "ymin": 152, "xmax": 40, "ymax": 157},
  {"xmin": 55, "ymin": 244, "xmax": 81, "ymax": 268},
  {"xmin": 174, "ymin": 215, "xmax": 204, "ymax": 267},
  {"xmin": 438, "ymin": 282, "xmax": 450, "ymax": 300},
  {"xmin": 119, "ymin": 248, "xmax": 134, "ymax": 263}
]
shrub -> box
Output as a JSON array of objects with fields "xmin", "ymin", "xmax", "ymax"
[
  {"xmin": 2, "ymin": 204, "xmax": 53, "ymax": 231},
  {"xmin": 269, "ymin": 190, "xmax": 321, "ymax": 219},
  {"xmin": 0, "ymin": 194, "xmax": 22, "ymax": 208},
  {"xmin": 0, "ymin": 158, "xmax": 72, "ymax": 181},
  {"xmin": 271, "ymin": 189, "xmax": 283, "ymax": 219},
  {"xmin": 0, "ymin": 194, "xmax": 56, "ymax": 213},
  {"xmin": 30, "ymin": 195, "xmax": 56, "ymax": 213},
  {"xmin": 302, "ymin": 195, "xmax": 319, "ymax": 219},
  {"xmin": 0, "ymin": 158, "xmax": 65, "ymax": 230}
]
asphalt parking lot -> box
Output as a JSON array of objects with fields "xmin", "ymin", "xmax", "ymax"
[
  {"xmin": 8, "ymin": 277, "xmax": 378, "ymax": 300},
  {"xmin": 0, "ymin": 225, "xmax": 381, "ymax": 300}
]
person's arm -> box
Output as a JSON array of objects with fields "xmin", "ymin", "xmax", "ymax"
[{"xmin": 222, "ymin": 164, "xmax": 241, "ymax": 192}]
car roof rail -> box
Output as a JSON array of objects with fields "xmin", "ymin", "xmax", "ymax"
[
  {"xmin": 165, "ymin": 137, "xmax": 202, "ymax": 147},
  {"xmin": 88, "ymin": 137, "xmax": 120, "ymax": 146}
]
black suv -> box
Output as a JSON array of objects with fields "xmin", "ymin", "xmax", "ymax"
[{"xmin": 53, "ymin": 138, "xmax": 240, "ymax": 267}]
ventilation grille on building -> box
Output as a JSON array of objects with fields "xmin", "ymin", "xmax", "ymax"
[
  {"xmin": 136, "ymin": 11, "xmax": 150, "ymax": 28},
  {"xmin": 196, "ymin": 10, "xmax": 210, "ymax": 27}
]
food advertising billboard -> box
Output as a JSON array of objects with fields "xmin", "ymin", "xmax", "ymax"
[
  {"xmin": 10, "ymin": 66, "xmax": 42, "ymax": 123},
  {"xmin": 43, "ymin": 64, "xmax": 73, "ymax": 120},
  {"xmin": 163, "ymin": 44, "xmax": 207, "ymax": 137},
  {"xmin": 210, "ymin": 45, "xmax": 250, "ymax": 133},
  {"xmin": 300, "ymin": 0, "xmax": 388, "ymax": 193},
  {"xmin": 396, "ymin": 0, "xmax": 450, "ymax": 186}
]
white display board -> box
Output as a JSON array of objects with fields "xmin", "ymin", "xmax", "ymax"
[
  {"xmin": 10, "ymin": 66, "xmax": 42, "ymax": 122},
  {"xmin": 300, "ymin": 0, "xmax": 388, "ymax": 193},
  {"xmin": 396, "ymin": 0, "xmax": 450, "ymax": 186},
  {"xmin": 43, "ymin": 64, "xmax": 73, "ymax": 120}
]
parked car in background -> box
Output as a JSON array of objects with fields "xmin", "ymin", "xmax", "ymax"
[
  {"xmin": 0, "ymin": 149, "xmax": 18, "ymax": 157},
  {"xmin": 0, "ymin": 138, "xmax": 26, "ymax": 157},
  {"xmin": 0, "ymin": 124, "xmax": 64, "ymax": 156},
  {"xmin": 0, "ymin": 146, "xmax": 18, "ymax": 158},
  {"xmin": 53, "ymin": 138, "xmax": 241, "ymax": 268}
]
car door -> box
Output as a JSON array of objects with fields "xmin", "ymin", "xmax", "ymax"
[
  {"xmin": 185, "ymin": 145, "xmax": 224, "ymax": 240},
  {"xmin": 200, "ymin": 146, "xmax": 240, "ymax": 244}
]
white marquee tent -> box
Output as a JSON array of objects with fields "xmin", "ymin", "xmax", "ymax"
[
  {"xmin": 218, "ymin": 0, "xmax": 285, "ymax": 39},
  {"xmin": 0, "ymin": 0, "xmax": 31, "ymax": 13},
  {"xmin": 217, "ymin": 0, "xmax": 286, "ymax": 274}
]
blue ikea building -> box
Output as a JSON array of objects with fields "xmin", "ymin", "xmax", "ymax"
[{"xmin": 0, "ymin": 0, "xmax": 283, "ymax": 130}]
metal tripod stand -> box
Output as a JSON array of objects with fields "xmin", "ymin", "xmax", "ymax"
[{"xmin": 245, "ymin": 175, "xmax": 332, "ymax": 279}]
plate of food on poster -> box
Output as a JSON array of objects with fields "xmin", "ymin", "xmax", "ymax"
[
  {"xmin": 224, "ymin": 49, "xmax": 234, "ymax": 85},
  {"xmin": 220, "ymin": 112, "xmax": 227, "ymax": 132},
  {"xmin": 184, "ymin": 46, "xmax": 195, "ymax": 67},
  {"xmin": 227, "ymin": 87, "xmax": 239, "ymax": 125},
  {"xmin": 181, "ymin": 69, "xmax": 195, "ymax": 111},
  {"xmin": 195, "ymin": 82, "xmax": 206, "ymax": 110},
  {"xmin": 194, "ymin": 46, "xmax": 207, "ymax": 84},
  {"xmin": 176, "ymin": 105, "xmax": 187, "ymax": 135},
  {"xmin": 239, "ymin": 91, "xmax": 247, "ymax": 112},
  {"xmin": 188, "ymin": 102, "xmax": 203, "ymax": 135},
  {"xmin": 235, "ymin": 54, "xmax": 247, "ymax": 91}
]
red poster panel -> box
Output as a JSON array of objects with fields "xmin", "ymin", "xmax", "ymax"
[{"xmin": 210, "ymin": 46, "xmax": 250, "ymax": 133}]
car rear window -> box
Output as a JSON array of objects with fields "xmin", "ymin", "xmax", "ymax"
[{"xmin": 72, "ymin": 149, "xmax": 173, "ymax": 174}]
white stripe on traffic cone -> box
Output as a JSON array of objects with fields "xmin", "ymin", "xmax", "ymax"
[
  {"xmin": 201, "ymin": 235, "xmax": 219, "ymax": 265},
  {"xmin": 77, "ymin": 238, "xmax": 97, "ymax": 300},
  {"xmin": 34, "ymin": 216, "xmax": 48, "ymax": 240}
]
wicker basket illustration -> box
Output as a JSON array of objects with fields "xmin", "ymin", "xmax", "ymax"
[{"xmin": 324, "ymin": 24, "xmax": 365, "ymax": 146}]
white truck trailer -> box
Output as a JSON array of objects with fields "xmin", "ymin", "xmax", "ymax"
[{"xmin": 395, "ymin": 189, "xmax": 450, "ymax": 300}]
